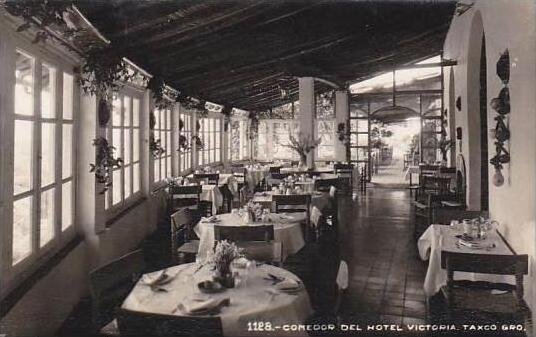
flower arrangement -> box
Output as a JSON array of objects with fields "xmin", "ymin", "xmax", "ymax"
[
  {"xmin": 243, "ymin": 201, "xmax": 264, "ymax": 222},
  {"xmin": 282, "ymin": 132, "xmax": 321, "ymax": 167},
  {"xmin": 208, "ymin": 240, "xmax": 244, "ymax": 288}
]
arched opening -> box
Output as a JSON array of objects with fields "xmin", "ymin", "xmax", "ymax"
[{"xmin": 465, "ymin": 11, "xmax": 488, "ymax": 211}]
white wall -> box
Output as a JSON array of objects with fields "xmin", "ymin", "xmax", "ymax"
[{"xmin": 443, "ymin": 0, "xmax": 536, "ymax": 326}]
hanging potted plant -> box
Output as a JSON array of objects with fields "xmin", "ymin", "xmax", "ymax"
[
  {"xmin": 150, "ymin": 134, "xmax": 166, "ymax": 159},
  {"xmin": 90, "ymin": 137, "xmax": 123, "ymax": 194}
]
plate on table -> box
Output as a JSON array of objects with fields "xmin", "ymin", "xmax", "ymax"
[{"xmin": 275, "ymin": 279, "xmax": 304, "ymax": 294}]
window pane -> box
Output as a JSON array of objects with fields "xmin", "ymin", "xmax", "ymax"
[
  {"xmin": 153, "ymin": 159, "xmax": 160, "ymax": 182},
  {"xmin": 113, "ymin": 128, "xmax": 122, "ymax": 158},
  {"xmin": 112, "ymin": 169, "xmax": 122, "ymax": 205},
  {"xmin": 15, "ymin": 51, "xmax": 34, "ymax": 116},
  {"xmin": 123, "ymin": 96, "xmax": 131, "ymax": 126},
  {"xmin": 14, "ymin": 120, "xmax": 34, "ymax": 194},
  {"xmin": 62, "ymin": 72, "xmax": 73, "ymax": 119},
  {"xmin": 41, "ymin": 64, "xmax": 56, "ymax": 118},
  {"xmin": 124, "ymin": 129, "xmax": 131, "ymax": 165},
  {"xmin": 160, "ymin": 157, "xmax": 165, "ymax": 179},
  {"xmin": 13, "ymin": 196, "xmax": 32, "ymax": 264},
  {"xmin": 133, "ymin": 163, "xmax": 140, "ymax": 193},
  {"xmin": 41, "ymin": 122, "xmax": 56, "ymax": 187},
  {"xmin": 124, "ymin": 165, "xmax": 131, "ymax": 198},
  {"xmin": 166, "ymin": 109, "xmax": 171, "ymax": 130},
  {"xmin": 154, "ymin": 109, "xmax": 161, "ymax": 130},
  {"xmin": 40, "ymin": 187, "xmax": 55, "ymax": 247},
  {"xmin": 132, "ymin": 98, "xmax": 139, "ymax": 127},
  {"xmin": 166, "ymin": 157, "xmax": 171, "ymax": 177},
  {"xmin": 133, "ymin": 129, "xmax": 139, "ymax": 162},
  {"xmin": 112, "ymin": 96, "xmax": 121, "ymax": 126},
  {"xmin": 62, "ymin": 181, "xmax": 73, "ymax": 231},
  {"xmin": 62, "ymin": 124, "xmax": 72, "ymax": 179}
]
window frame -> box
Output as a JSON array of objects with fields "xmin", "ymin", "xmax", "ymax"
[
  {"xmin": 315, "ymin": 119, "xmax": 336, "ymax": 161},
  {"xmin": 178, "ymin": 111, "xmax": 192, "ymax": 174},
  {"xmin": 153, "ymin": 106, "xmax": 173, "ymax": 184},
  {"xmin": 197, "ymin": 115, "xmax": 222, "ymax": 166},
  {"xmin": 104, "ymin": 87, "xmax": 143, "ymax": 218},
  {"xmin": 0, "ymin": 33, "xmax": 78, "ymax": 296}
]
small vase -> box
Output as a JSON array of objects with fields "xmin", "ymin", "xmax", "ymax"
[{"xmin": 216, "ymin": 268, "xmax": 235, "ymax": 288}]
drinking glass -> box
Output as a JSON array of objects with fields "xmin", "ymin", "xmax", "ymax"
[{"xmin": 450, "ymin": 220, "xmax": 460, "ymax": 233}]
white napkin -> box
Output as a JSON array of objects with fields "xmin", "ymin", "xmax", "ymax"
[
  {"xmin": 458, "ymin": 239, "xmax": 495, "ymax": 249},
  {"xmin": 275, "ymin": 279, "xmax": 300, "ymax": 291},
  {"xmin": 142, "ymin": 270, "xmax": 174, "ymax": 287},
  {"xmin": 182, "ymin": 297, "xmax": 229, "ymax": 314},
  {"xmin": 310, "ymin": 206, "xmax": 322, "ymax": 228},
  {"xmin": 201, "ymin": 216, "xmax": 219, "ymax": 223}
]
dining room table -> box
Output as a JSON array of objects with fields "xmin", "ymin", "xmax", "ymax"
[
  {"xmin": 120, "ymin": 262, "xmax": 313, "ymax": 336},
  {"xmin": 194, "ymin": 212, "xmax": 306, "ymax": 261},
  {"xmin": 418, "ymin": 224, "xmax": 515, "ymax": 297}
]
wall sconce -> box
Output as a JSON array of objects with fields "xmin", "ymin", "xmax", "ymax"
[{"xmin": 489, "ymin": 50, "xmax": 511, "ymax": 187}]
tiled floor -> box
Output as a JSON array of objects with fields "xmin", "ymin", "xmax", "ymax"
[{"xmin": 337, "ymin": 187, "xmax": 428, "ymax": 325}]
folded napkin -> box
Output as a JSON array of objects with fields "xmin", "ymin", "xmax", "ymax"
[
  {"xmin": 182, "ymin": 297, "xmax": 230, "ymax": 315},
  {"xmin": 142, "ymin": 270, "xmax": 175, "ymax": 287},
  {"xmin": 201, "ymin": 216, "xmax": 219, "ymax": 223},
  {"xmin": 310, "ymin": 206, "xmax": 322, "ymax": 228},
  {"xmin": 275, "ymin": 279, "xmax": 301, "ymax": 291}
]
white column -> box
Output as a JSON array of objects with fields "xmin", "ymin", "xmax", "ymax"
[
  {"xmin": 298, "ymin": 77, "xmax": 315, "ymax": 167},
  {"xmin": 335, "ymin": 90, "xmax": 349, "ymax": 162}
]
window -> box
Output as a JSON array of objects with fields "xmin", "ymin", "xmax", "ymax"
[
  {"xmin": 256, "ymin": 120, "xmax": 268, "ymax": 161},
  {"xmin": 153, "ymin": 107, "xmax": 172, "ymax": 183},
  {"xmin": 105, "ymin": 91, "xmax": 141, "ymax": 211},
  {"xmin": 8, "ymin": 49, "xmax": 76, "ymax": 276},
  {"xmin": 272, "ymin": 120, "xmax": 300, "ymax": 160},
  {"xmin": 179, "ymin": 112, "xmax": 192, "ymax": 173},
  {"xmin": 316, "ymin": 120, "xmax": 335, "ymax": 160},
  {"xmin": 198, "ymin": 117, "xmax": 221, "ymax": 166},
  {"xmin": 230, "ymin": 119, "xmax": 249, "ymax": 161}
]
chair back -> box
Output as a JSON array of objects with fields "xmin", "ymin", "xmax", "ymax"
[
  {"xmin": 214, "ymin": 224, "xmax": 274, "ymax": 242},
  {"xmin": 269, "ymin": 166, "xmax": 282, "ymax": 174},
  {"xmin": 193, "ymin": 173, "xmax": 219, "ymax": 185},
  {"xmin": 270, "ymin": 172, "xmax": 291, "ymax": 180},
  {"xmin": 236, "ymin": 241, "xmax": 282, "ymax": 265},
  {"xmin": 419, "ymin": 164, "xmax": 440, "ymax": 176},
  {"xmin": 169, "ymin": 185, "xmax": 201, "ymax": 210},
  {"xmin": 117, "ymin": 308, "xmax": 223, "ymax": 336},
  {"xmin": 230, "ymin": 167, "xmax": 246, "ymax": 177},
  {"xmin": 314, "ymin": 178, "xmax": 339, "ymax": 192},
  {"xmin": 89, "ymin": 250, "xmax": 146, "ymax": 330},
  {"xmin": 334, "ymin": 163, "xmax": 353, "ymax": 174},
  {"xmin": 170, "ymin": 209, "xmax": 197, "ymax": 257},
  {"xmin": 421, "ymin": 176, "xmax": 451, "ymax": 194},
  {"xmin": 439, "ymin": 166, "xmax": 456, "ymax": 174}
]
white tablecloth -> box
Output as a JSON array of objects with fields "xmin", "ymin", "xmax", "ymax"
[
  {"xmin": 121, "ymin": 263, "xmax": 313, "ymax": 337},
  {"xmin": 418, "ymin": 224, "xmax": 514, "ymax": 297},
  {"xmin": 201, "ymin": 184, "xmax": 223, "ymax": 215},
  {"xmin": 194, "ymin": 213, "xmax": 305, "ymax": 261}
]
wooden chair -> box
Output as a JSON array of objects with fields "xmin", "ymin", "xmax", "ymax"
[
  {"xmin": 272, "ymin": 194, "xmax": 311, "ymax": 236},
  {"xmin": 441, "ymin": 251, "xmax": 529, "ymax": 324},
  {"xmin": 266, "ymin": 172, "xmax": 291, "ymax": 188},
  {"xmin": 314, "ymin": 177, "xmax": 340, "ymax": 193},
  {"xmin": 89, "ymin": 250, "xmax": 146, "ymax": 336},
  {"xmin": 193, "ymin": 173, "xmax": 219, "ymax": 185},
  {"xmin": 334, "ymin": 163, "xmax": 353, "ymax": 194},
  {"xmin": 414, "ymin": 193, "xmax": 458, "ymax": 239},
  {"xmin": 168, "ymin": 185, "xmax": 201, "ymax": 214},
  {"xmin": 214, "ymin": 225, "xmax": 281, "ymax": 264},
  {"xmin": 214, "ymin": 224, "xmax": 274, "ymax": 242},
  {"xmin": 415, "ymin": 176, "xmax": 452, "ymax": 203},
  {"xmin": 117, "ymin": 308, "xmax": 223, "ymax": 336},
  {"xmin": 269, "ymin": 166, "xmax": 282, "ymax": 174},
  {"xmin": 231, "ymin": 167, "xmax": 247, "ymax": 205},
  {"xmin": 171, "ymin": 208, "xmax": 200, "ymax": 264}
]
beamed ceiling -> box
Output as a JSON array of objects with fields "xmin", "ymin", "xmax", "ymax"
[{"xmin": 76, "ymin": 0, "xmax": 456, "ymax": 111}]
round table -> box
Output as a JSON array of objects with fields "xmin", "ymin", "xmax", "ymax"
[
  {"xmin": 194, "ymin": 213, "xmax": 306, "ymax": 261},
  {"xmin": 121, "ymin": 263, "xmax": 313, "ymax": 336}
]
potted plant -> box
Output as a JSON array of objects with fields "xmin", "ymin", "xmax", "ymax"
[
  {"xmin": 89, "ymin": 137, "xmax": 122, "ymax": 194},
  {"xmin": 282, "ymin": 132, "xmax": 321, "ymax": 170}
]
